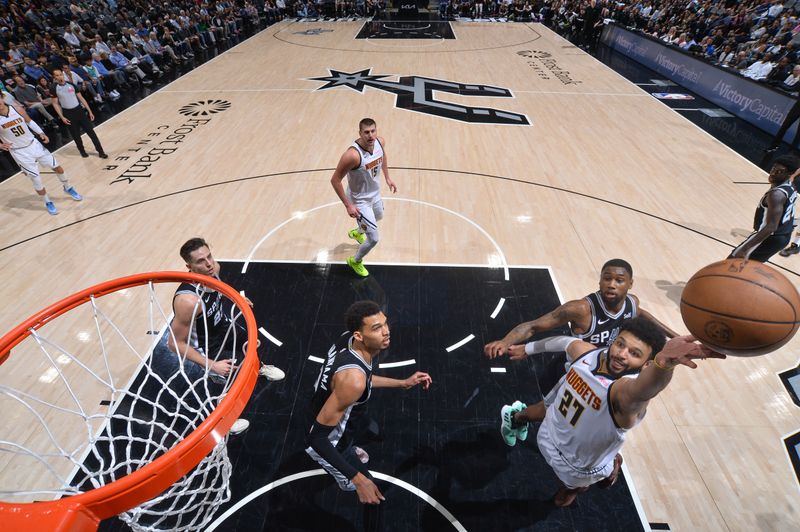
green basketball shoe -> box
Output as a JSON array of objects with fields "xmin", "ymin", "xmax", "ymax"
[
  {"xmin": 348, "ymin": 229, "xmax": 366, "ymax": 245},
  {"xmin": 347, "ymin": 256, "xmax": 369, "ymax": 277}
]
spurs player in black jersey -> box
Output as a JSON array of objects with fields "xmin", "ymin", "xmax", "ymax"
[
  {"xmin": 730, "ymin": 155, "xmax": 799, "ymax": 262},
  {"xmin": 169, "ymin": 238, "xmax": 286, "ymax": 382},
  {"xmin": 484, "ymin": 259, "xmax": 677, "ymax": 360},
  {"xmin": 306, "ymin": 301, "xmax": 431, "ymax": 507}
]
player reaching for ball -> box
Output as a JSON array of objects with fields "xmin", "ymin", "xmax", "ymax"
[
  {"xmin": 498, "ymin": 317, "xmax": 724, "ymax": 507},
  {"xmin": 731, "ymin": 155, "xmax": 799, "ymax": 262}
]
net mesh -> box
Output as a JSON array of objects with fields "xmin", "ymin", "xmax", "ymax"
[{"xmin": 0, "ymin": 276, "xmax": 253, "ymax": 531}]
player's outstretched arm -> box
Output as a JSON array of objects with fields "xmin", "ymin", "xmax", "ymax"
[
  {"xmin": 309, "ymin": 370, "xmax": 384, "ymax": 505},
  {"xmin": 507, "ymin": 335, "xmax": 596, "ymax": 362},
  {"xmin": 609, "ymin": 335, "xmax": 725, "ymax": 429},
  {"xmin": 372, "ymin": 371, "xmax": 432, "ymax": 389},
  {"xmin": 484, "ymin": 299, "xmax": 589, "ymax": 359}
]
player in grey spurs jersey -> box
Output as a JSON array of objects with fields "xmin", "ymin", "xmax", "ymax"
[{"xmin": 484, "ymin": 259, "xmax": 677, "ymax": 361}]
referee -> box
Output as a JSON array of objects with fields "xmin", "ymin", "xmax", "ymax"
[{"xmin": 50, "ymin": 69, "xmax": 107, "ymax": 159}]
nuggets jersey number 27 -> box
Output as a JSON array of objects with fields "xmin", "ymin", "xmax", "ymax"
[{"xmin": 542, "ymin": 347, "xmax": 640, "ymax": 471}]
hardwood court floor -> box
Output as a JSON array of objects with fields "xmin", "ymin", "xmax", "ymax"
[{"xmin": 1, "ymin": 20, "xmax": 798, "ymax": 531}]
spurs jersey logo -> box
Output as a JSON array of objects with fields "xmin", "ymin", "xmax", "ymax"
[{"xmin": 309, "ymin": 68, "xmax": 530, "ymax": 125}]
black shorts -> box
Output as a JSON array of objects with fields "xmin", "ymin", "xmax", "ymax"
[{"xmin": 729, "ymin": 233, "xmax": 791, "ymax": 262}]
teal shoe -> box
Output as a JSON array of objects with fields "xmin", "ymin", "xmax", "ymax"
[
  {"xmin": 500, "ymin": 404, "xmax": 518, "ymax": 446},
  {"xmin": 511, "ymin": 400, "xmax": 528, "ymax": 441}
]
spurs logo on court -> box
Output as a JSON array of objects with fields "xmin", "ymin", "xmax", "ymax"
[
  {"xmin": 293, "ymin": 28, "xmax": 334, "ymax": 35},
  {"xmin": 308, "ymin": 68, "xmax": 530, "ymax": 125},
  {"xmin": 178, "ymin": 99, "xmax": 232, "ymax": 117}
]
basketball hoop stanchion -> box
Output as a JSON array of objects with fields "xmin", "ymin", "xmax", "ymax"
[{"xmin": 0, "ymin": 272, "xmax": 260, "ymax": 531}]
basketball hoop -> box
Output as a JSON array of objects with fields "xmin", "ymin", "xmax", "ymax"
[{"xmin": 0, "ymin": 272, "xmax": 259, "ymax": 531}]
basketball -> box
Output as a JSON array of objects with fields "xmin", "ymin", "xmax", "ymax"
[{"xmin": 680, "ymin": 259, "xmax": 800, "ymax": 356}]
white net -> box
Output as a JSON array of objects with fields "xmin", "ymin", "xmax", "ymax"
[{"xmin": 0, "ymin": 275, "xmax": 254, "ymax": 531}]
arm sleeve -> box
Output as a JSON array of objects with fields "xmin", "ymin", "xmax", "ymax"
[
  {"xmin": 28, "ymin": 120, "xmax": 43, "ymax": 135},
  {"xmin": 524, "ymin": 335, "xmax": 580, "ymax": 355},
  {"xmin": 307, "ymin": 421, "xmax": 359, "ymax": 481}
]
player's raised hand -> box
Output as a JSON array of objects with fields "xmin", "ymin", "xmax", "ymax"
[
  {"xmin": 403, "ymin": 371, "xmax": 432, "ymax": 390},
  {"xmin": 654, "ymin": 335, "xmax": 725, "ymax": 370},
  {"xmin": 484, "ymin": 340, "xmax": 509, "ymax": 359}
]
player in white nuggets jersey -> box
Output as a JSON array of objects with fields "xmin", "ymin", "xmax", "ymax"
[
  {"xmin": 0, "ymin": 98, "xmax": 82, "ymax": 215},
  {"xmin": 498, "ymin": 317, "xmax": 723, "ymax": 507},
  {"xmin": 331, "ymin": 118, "xmax": 397, "ymax": 277}
]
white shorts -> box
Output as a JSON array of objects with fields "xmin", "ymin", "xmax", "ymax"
[
  {"xmin": 536, "ymin": 420, "xmax": 615, "ymax": 489},
  {"xmin": 351, "ymin": 196, "xmax": 384, "ymax": 235},
  {"xmin": 10, "ymin": 140, "xmax": 57, "ymax": 188}
]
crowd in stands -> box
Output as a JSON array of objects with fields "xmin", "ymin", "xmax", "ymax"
[
  {"xmin": 0, "ymin": 0, "xmax": 294, "ymax": 178},
  {"xmin": 554, "ymin": 0, "xmax": 800, "ymax": 92},
  {"xmin": 4, "ymin": 0, "xmax": 798, "ymax": 176},
  {"xmin": 438, "ymin": 0, "xmax": 800, "ymax": 93}
]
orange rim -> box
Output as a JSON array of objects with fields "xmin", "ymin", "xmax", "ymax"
[{"xmin": 0, "ymin": 271, "xmax": 259, "ymax": 530}]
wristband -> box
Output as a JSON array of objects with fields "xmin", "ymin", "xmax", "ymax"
[
  {"xmin": 653, "ymin": 356, "xmax": 674, "ymax": 371},
  {"xmin": 524, "ymin": 335, "xmax": 579, "ymax": 355},
  {"xmin": 524, "ymin": 342, "xmax": 535, "ymax": 355}
]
